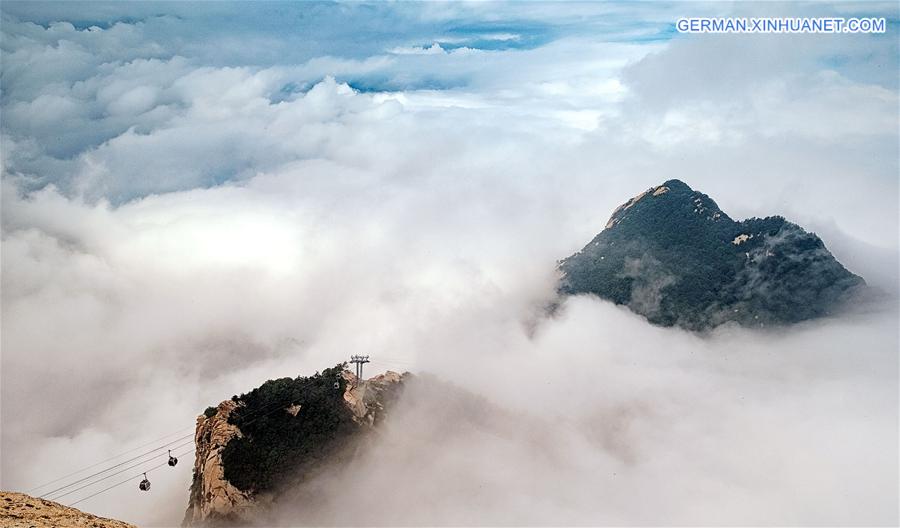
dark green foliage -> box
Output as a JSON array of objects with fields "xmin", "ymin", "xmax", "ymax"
[
  {"xmin": 558, "ymin": 179, "xmax": 864, "ymax": 330},
  {"xmin": 220, "ymin": 364, "xmax": 357, "ymax": 493},
  {"xmin": 204, "ymin": 406, "xmax": 218, "ymax": 418}
]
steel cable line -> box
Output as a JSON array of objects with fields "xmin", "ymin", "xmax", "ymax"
[
  {"xmin": 368, "ymin": 359, "xmax": 416, "ymax": 370},
  {"xmin": 371, "ymin": 361, "xmax": 415, "ymax": 367},
  {"xmin": 26, "ymin": 426, "xmax": 197, "ymax": 495},
  {"xmin": 371, "ymin": 355, "xmax": 416, "ymax": 363},
  {"xmin": 47, "ymin": 393, "xmax": 311, "ymax": 503},
  {"xmin": 65, "ymin": 390, "xmax": 315, "ymax": 506},
  {"xmin": 46, "ymin": 439, "xmax": 196, "ymax": 501},
  {"xmin": 68, "ymin": 446, "xmax": 197, "ymax": 508},
  {"xmin": 36, "ymin": 395, "xmax": 295, "ymax": 499},
  {"xmin": 370, "ymin": 355, "xmax": 416, "ymax": 365},
  {"xmin": 369, "ymin": 356, "xmax": 413, "ymax": 364},
  {"xmin": 38, "ymin": 434, "xmax": 195, "ymax": 499},
  {"xmin": 42, "ymin": 373, "xmax": 348, "ymax": 506}
]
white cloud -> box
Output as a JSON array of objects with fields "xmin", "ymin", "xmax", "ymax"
[
  {"xmin": 1, "ymin": 2, "xmax": 897, "ymax": 526},
  {"xmin": 389, "ymin": 42, "xmax": 449, "ymax": 55}
]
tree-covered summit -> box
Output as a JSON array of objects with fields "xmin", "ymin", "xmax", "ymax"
[
  {"xmin": 220, "ymin": 365, "xmax": 357, "ymax": 494},
  {"xmin": 558, "ymin": 180, "xmax": 864, "ymax": 330}
]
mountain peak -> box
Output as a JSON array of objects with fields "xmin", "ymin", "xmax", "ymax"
[
  {"xmin": 560, "ymin": 181, "xmax": 863, "ymax": 330},
  {"xmin": 604, "ymin": 179, "xmax": 728, "ymax": 232},
  {"xmin": 661, "ymin": 178, "xmax": 692, "ymax": 190}
]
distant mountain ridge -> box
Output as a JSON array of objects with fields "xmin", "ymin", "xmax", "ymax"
[{"xmin": 558, "ymin": 180, "xmax": 864, "ymax": 330}]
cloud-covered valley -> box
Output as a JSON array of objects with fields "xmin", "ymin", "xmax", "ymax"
[{"xmin": 1, "ymin": 2, "xmax": 897, "ymax": 526}]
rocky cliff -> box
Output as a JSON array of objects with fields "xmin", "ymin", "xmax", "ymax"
[
  {"xmin": 0, "ymin": 491, "xmax": 136, "ymax": 528},
  {"xmin": 182, "ymin": 366, "xmax": 406, "ymax": 526},
  {"xmin": 182, "ymin": 400, "xmax": 256, "ymax": 525}
]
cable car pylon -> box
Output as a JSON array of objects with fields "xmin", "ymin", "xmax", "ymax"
[{"xmin": 349, "ymin": 355, "xmax": 370, "ymax": 387}]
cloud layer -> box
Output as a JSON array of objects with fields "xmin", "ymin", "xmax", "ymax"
[{"xmin": 1, "ymin": 2, "xmax": 897, "ymax": 526}]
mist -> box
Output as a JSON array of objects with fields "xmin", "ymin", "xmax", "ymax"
[
  {"xmin": 1, "ymin": 2, "xmax": 898, "ymax": 526},
  {"xmin": 269, "ymin": 302, "xmax": 899, "ymax": 526}
]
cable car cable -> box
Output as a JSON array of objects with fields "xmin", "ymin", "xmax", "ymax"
[
  {"xmin": 43, "ymin": 374, "xmax": 344, "ymax": 505},
  {"xmin": 45, "ymin": 439, "xmax": 195, "ymax": 501},
  {"xmin": 48, "ymin": 396, "xmax": 297, "ymax": 501},
  {"xmin": 36, "ymin": 396, "xmax": 290, "ymax": 499},
  {"xmin": 38, "ymin": 436, "xmax": 195, "ymax": 499},
  {"xmin": 66, "ymin": 390, "xmax": 304, "ymax": 505},
  {"xmin": 68, "ymin": 447, "xmax": 196, "ymax": 508},
  {"xmin": 26, "ymin": 427, "xmax": 195, "ymax": 494}
]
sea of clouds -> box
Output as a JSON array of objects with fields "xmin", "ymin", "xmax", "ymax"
[{"xmin": 1, "ymin": 2, "xmax": 897, "ymax": 525}]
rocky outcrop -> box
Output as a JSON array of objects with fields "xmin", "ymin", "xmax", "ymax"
[
  {"xmin": 0, "ymin": 491, "xmax": 135, "ymax": 528},
  {"xmin": 181, "ymin": 400, "xmax": 256, "ymax": 526},
  {"xmin": 342, "ymin": 370, "xmax": 404, "ymax": 425},
  {"xmin": 183, "ymin": 369, "xmax": 406, "ymax": 526}
]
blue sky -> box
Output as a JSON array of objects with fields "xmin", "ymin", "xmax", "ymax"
[{"xmin": 1, "ymin": 1, "xmax": 897, "ymax": 205}]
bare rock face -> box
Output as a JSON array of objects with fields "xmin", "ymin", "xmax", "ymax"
[
  {"xmin": 343, "ymin": 370, "xmax": 404, "ymax": 425},
  {"xmin": 181, "ymin": 400, "xmax": 257, "ymax": 526},
  {"xmin": 183, "ymin": 369, "xmax": 406, "ymax": 526},
  {"xmin": 0, "ymin": 491, "xmax": 135, "ymax": 528}
]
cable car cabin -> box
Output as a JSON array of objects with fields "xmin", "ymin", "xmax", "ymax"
[
  {"xmin": 139, "ymin": 474, "xmax": 151, "ymax": 491},
  {"xmin": 168, "ymin": 450, "xmax": 178, "ymax": 467}
]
